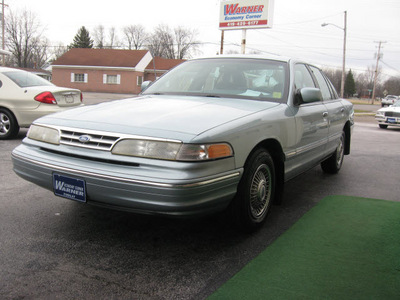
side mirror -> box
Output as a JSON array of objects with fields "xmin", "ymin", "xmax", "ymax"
[
  {"xmin": 295, "ymin": 87, "xmax": 322, "ymax": 105},
  {"xmin": 141, "ymin": 81, "xmax": 152, "ymax": 92}
]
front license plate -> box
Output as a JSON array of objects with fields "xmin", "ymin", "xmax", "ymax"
[
  {"xmin": 53, "ymin": 173, "xmax": 86, "ymax": 203},
  {"xmin": 387, "ymin": 118, "xmax": 397, "ymax": 124}
]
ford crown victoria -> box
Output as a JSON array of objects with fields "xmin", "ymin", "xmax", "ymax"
[{"xmin": 12, "ymin": 55, "xmax": 354, "ymax": 231}]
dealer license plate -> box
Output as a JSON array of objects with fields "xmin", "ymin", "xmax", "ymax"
[
  {"xmin": 53, "ymin": 173, "xmax": 86, "ymax": 202},
  {"xmin": 387, "ymin": 118, "xmax": 397, "ymax": 124}
]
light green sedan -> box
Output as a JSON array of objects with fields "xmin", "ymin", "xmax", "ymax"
[{"xmin": 12, "ymin": 56, "xmax": 354, "ymax": 232}]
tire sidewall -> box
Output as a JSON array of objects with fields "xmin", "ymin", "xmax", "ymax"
[
  {"xmin": 0, "ymin": 108, "xmax": 19, "ymax": 139},
  {"xmin": 234, "ymin": 148, "xmax": 275, "ymax": 231}
]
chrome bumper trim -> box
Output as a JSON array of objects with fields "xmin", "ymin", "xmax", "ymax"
[{"xmin": 12, "ymin": 152, "xmax": 240, "ymax": 189}]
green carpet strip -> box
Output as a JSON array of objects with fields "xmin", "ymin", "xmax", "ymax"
[{"xmin": 209, "ymin": 196, "xmax": 400, "ymax": 299}]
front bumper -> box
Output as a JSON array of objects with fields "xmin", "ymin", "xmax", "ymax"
[
  {"xmin": 375, "ymin": 116, "xmax": 400, "ymax": 126},
  {"xmin": 12, "ymin": 143, "xmax": 242, "ymax": 216}
]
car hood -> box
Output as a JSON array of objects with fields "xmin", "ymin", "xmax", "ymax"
[
  {"xmin": 378, "ymin": 106, "xmax": 400, "ymax": 113},
  {"xmin": 35, "ymin": 95, "xmax": 281, "ymax": 141}
]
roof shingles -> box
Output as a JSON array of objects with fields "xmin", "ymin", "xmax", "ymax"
[{"xmin": 52, "ymin": 48, "xmax": 149, "ymax": 68}]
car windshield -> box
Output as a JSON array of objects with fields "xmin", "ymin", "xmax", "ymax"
[
  {"xmin": 142, "ymin": 58, "xmax": 288, "ymax": 103},
  {"xmin": 393, "ymin": 101, "xmax": 400, "ymax": 107},
  {"xmin": 4, "ymin": 71, "xmax": 54, "ymax": 88}
]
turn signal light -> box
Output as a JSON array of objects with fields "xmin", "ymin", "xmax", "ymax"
[
  {"xmin": 34, "ymin": 92, "xmax": 57, "ymax": 104},
  {"xmin": 207, "ymin": 144, "xmax": 233, "ymax": 159}
]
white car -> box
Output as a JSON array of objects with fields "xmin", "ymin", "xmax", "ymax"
[
  {"xmin": 375, "ymin": 100, "xmax": 400, "ymax": 128},
  {"xmin": 381, "ymin": 95, "xmax": 398, "ymax": 107},
  {"xmin": 0, "ymin": 67, "xmax": 83, "ymax": 139}
]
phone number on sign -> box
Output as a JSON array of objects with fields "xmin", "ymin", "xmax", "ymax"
[
  {"xmin": 229, "ymin": 20, "xmax": 259, "ymax": 27},
  {"xmin": 220, "ymin": 20, "xmax": 268, "ymax": 28}
]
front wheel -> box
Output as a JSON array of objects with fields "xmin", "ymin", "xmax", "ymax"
[
  {"xmin": 231, "ymin": 148, "xmax": 275, "ymax": 232},
  {"xmin": 379, "ymin": 124, "xmax": 388, "ymax": 129},
  {"xmin": 321, "ymin": 131, "xmax": 345, "ymax": 174},
  {"xmin": 0, "ymin": 109, "xmax": 19, "ymax": 140}
]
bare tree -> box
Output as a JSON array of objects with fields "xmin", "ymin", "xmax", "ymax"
[
  {"xmin": 93, "ymin": 25, "xmax": 105, "ymax": 48},
  {"xmin": 51, "ymin": 42, "xmax": 68, "ymax": 62},
  {"xmin": 123, "ymin": 24, "xmax": 148, "ymax": 50},
  {"xmin": 31, "ymin": 36, "xmax": 50, "ymax": 68},
  {"xmin": 356, "ymin": 65, "xmax": 381, "ymax": 98},
  {"xmin": 107, "ymin": 27, "xmax": 120, "ymax": 49},
  {"xmin": 147, "ymin": 24, "xmax": 199, "ymax": 59},
  {"xmin": 5, "ymin": 8, "xmax": 48, "ymax": 68},
  {"xmin": 174, "ymin": 26, "xmax": 199, "ymax": 59},
  {"xmin": 322, "ymin": 68, "xmax": 342, "ymax": 93},
  {"xmin": 383, "ymin": 76, "xmax": 400, "ymax": 95}
]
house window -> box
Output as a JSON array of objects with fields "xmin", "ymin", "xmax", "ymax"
[
  {"xmin": 71, "ymin": 73, "xmax": 88, "ymax": 83},
  {"xmin": 137, "ymin": 76, "xmax": 143, "ymax": 86},
  {"xmin": 103, "ymin": 74, "xmax": 121, "ymax": 85}
]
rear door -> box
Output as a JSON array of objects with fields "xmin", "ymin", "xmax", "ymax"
[{"xmin": 308, "ymin": 66, "xmax": 345, "ymax": 155}]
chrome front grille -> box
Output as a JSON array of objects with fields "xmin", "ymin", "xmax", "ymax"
[
  {"xmin": 385, "ymin": 111, "xmax": 400, "ymax": 117},
  {"xmin": 60, "ymin": 129, "xmax": 120, "ymax": 151}
]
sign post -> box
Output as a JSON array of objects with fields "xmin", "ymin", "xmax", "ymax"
[{"xmin": 219, "ymin": 0, "xmax": 274, "ymax": 54}]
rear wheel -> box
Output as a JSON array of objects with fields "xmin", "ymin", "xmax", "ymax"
[
  {"xmin": 321, "ymin": 131, "xmax": 345, "ymax": 174},
  {"xmin": 0, "ymin": 109, "xmax": 19, "ymax": 140},
  {"xmin": 231, "ymin": 148, "xmax": 275, "ymax": 232}
]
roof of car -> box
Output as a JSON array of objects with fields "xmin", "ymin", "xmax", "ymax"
[{"xmin": 190, "ymin": 54, "xmax": 292, "ymax": 63}]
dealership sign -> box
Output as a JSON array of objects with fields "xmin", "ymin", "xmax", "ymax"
[{"xmin": 219, "ymin": 0, "xmax": 274, "ymax": 30}]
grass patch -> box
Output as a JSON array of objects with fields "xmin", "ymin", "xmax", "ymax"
[{"xmin": 209, "ymin": 196, "xmax": 400, "ymax": 300}]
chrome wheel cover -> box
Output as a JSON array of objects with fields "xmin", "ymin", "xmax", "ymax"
[
  {"xmin": 249, "ymin": 164, "xmax": 272, "ymax": 219},
  {"xmin": 336, "ymin": 135, "xmax": 345, "ymax": 168},
  {"xmin": 0, "ymin": 112, "xmax": 11, "ymax": 136}
]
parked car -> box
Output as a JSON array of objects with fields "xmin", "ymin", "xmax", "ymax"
[
  {"xmin": 375, "ymin": 100, "xmax": 400, "ymax": 128},
  {"xmin": 12, "ymin": 55, "xmax": 354, "ymax": 231},
  {"xmin": 0, "ymin": 67, "xmax": 82, "ymax": 139},
  {"xmin": 381, "ymin": 95, "xmax": 398, "ymax": 107}
]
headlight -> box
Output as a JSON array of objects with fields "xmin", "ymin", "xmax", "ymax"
[
  {"xmin": 27, "ymin": 124, "xmax": 60, "ymax": 144},
  {"xmin": 112, "ymin": 139, "xmax": 182, "ymax": 160},
  {"xmin": 112, "ymin": 139, "xmax": 233, "ymax": 161},
  {"xmin": 375, "ymin": 110, "xmax": 384, "ymax": 116}
]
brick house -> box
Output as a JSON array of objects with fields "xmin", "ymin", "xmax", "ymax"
[{"xmin": 51, "ymin": 48, "xmax": 184, "ymax": 94}]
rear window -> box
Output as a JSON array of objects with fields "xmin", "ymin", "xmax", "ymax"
[{"xmin": 4, "ymin": 71, "xmax": 54, "ymax": 88}]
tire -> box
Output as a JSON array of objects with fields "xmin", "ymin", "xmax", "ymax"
[
  {"xmin": 0, "ymin": 108, "xmax": 19, "ymax": 140},
  {"xmin": 231, "ymin": 148, "xmax": 275, "ymax": 232},
  {"xmin": 379, "ymin": 124, "xmax": 388, "ymax": 129},
  {"xmin": 321, "ymin": 131, "xmax": 345, "ymax": 174}
]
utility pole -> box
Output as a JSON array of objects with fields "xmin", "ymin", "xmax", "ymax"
[
  {"xmin": 321, "ymin": 11, "xmax": 347, "ymax": 98},
  {"xmin": 220, "ymin": 30, "xmax": 224, "ymax": 55},
  {"xmin": 371, "ymin": 41, "xmax": 386, "ymax": 104},
  {"xmin": 1, "ymin": 0, "xmax": 7, "ymax": 66},
  {"xmin": 341, "ymin": 11, "xmax": 347, "ymax": 99}
]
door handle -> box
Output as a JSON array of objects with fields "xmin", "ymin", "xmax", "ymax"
[{"xmin": 322, "ymin": 112, "xmax": 329, "ymax": 118}]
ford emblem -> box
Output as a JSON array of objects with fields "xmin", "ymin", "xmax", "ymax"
[{"xmin": 78, "ymin": 135, "xmax": 91, "ymax": 143}]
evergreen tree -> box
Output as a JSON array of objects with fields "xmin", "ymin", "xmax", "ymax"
[
  {"xmin": 70, "ymin": 26, "xmax": 94, "ymax": 48},
  {"xmin": 344, "ymin": 69, "xmax": 356, "ymax": 98}
]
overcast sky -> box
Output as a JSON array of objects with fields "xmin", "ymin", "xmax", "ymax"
[{"xmin": 7, "ymin": 0, "xmax": 400, "ymax": 78}]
